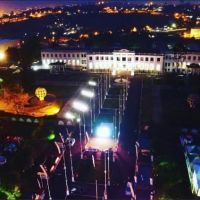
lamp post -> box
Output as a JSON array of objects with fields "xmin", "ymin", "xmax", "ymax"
[
  {"xmin": 107, "ymin": 150, "xmax": 110, "ymax": 186},
  {"xmin": 68, "ymin": 138, "xmax": 75, "ymax": 183},
  {"xmin": 59, "ymin": 134, "xmax": 70, "ymax": 197},
  {"xmin": 72, "ymin": 100, "xmax": 89, "ymax": 147},
  {"xmin": 104, "ymin": 151, "xmax": 108, "ymax": 200},
  {"xmin": 88, "ymin": 80, "xmax": 99, "ymax": 120},
  {"xmin": 65, "ymin": 111, "xmax": 83, "ymax": 159},
  {"xmin": 39, "ymin": 165, "xmax": 52, "ymax": 200},
  {"xmin": 81, "ymin": 89, "xmax": 95, "ymax": 134}
]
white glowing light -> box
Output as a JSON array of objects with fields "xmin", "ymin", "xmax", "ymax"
[
  {"xmin": 72, "ymin": 100, "xmax": 89, "ymax": 112},
  {"xmin": 81, "ymin": 89, "xmax": 95, "ymax": 98}
]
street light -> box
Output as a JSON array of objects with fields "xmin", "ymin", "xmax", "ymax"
[
  {"xmin": 81, "ymin": 89, "xmax": 95, "ymax": 134},
  {"xmin": 81, "ymin": 89, "xmax": 95, "ymax": 98},
  {"xmin": 88, "ymin": 80, "xmax": 97, "ymax": 86},
  {"xmin": 72, "ymin": 100, "xmax": 89, "ymax": 146},
  {"xmin": 65, "ymin": 111, "xmax": 76, "ymax": 120},
  {"xmin": 72, "ymin": 100, "xmax": 89, "ymax": 113},
  {"xmin": 94, "ymin": 123, "xmax": 113, "ymax": 199},
  {"xmin": 65, "ymin": 111, "xmax": 83, "ymax": 159}
]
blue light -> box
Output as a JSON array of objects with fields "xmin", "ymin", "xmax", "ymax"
[{"xmin": 95, "ymin": 123, "xmax": 113, "ymax": 139}]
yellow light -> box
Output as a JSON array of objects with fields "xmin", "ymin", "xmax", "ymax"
[
  {"xmin": 94, "ymin": 31, "xmax": 100, "ymax": 36},
  {"xmin": 0, "ymin": 51, "xmax": 6, "ymax": 61},
  {"xmin": 35, "ymin": 87, "xmax": 47, "ymax": 101}
]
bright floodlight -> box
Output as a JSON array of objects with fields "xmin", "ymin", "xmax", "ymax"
[
  {"xmin": 65, "ymin": 111, "xmax": 75, "ymax": 120},
  {"xmin": 88, "ymin": 80, "xmax": 97, "ymax": 86},
  {"xmin": 0, "ymin": 51, "xmax": 5, "ymax": 61},
  {"xmin": 72, "ymin": 100, "xmax": 89, "ymax": 112},
  {"xmin": 81, "ymin": 89, "xmax": 95, "ymax": 98},
  {"xmin": 96, "ymin": 125, "xmax": 112, "ymax": 139}
]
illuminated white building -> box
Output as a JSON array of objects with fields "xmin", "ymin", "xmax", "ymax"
[
  {"xmin": 87, "ymin": 49, "xmax": 163, "ymax": 72},
  {"xmin": 40, "ymin": 49, "xmax": 87, "ymax": 70},
  {"xmin": 164, "ymin": 52, "xmax": 200, "ymax": 73},
  {"xmin": 39, "ymin": 49, "xmax": 164, "ymax": 73}
]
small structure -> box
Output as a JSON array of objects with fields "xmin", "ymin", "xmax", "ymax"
[{"xmin": 49, "ymin": 62, "xmax": 66, "ymax": 74}]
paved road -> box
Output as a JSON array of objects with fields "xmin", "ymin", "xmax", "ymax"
[{"xmin": 120, "ymin": 77, "xmax": 142, "ymax": 150}]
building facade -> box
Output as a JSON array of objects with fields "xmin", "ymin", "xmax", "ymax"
[
  {"xmin": 164, "ymin": 52, "xmax": 200, "ymax": 73},
  {"xmin": 37, "ymin": 49, "xmax": 200, "ymax": 74},
  {"xmin": 41, "ymin": 49, "xmax": 88, "ymax": 69}
]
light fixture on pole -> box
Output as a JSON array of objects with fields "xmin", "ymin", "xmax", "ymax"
[
  {"xmin": 88, "ymin": 80, "xmax": 97, "ymax": 86},
  {"xmin": 81, "ymin": 89, "xmax": 95, "ymax": 134},
  {"xmin": 65, "ymin": 111, "xmax": 83, "ymax": 159},
  {"xmin": 104, "ymin": 151, "xmax": 108, "ymax": 200},
  {"xmin": 72, "ymin": 100, "xmax": 89, "ymax": 113},
  {"xmin": 59, "ymin": 134, "xmax": 70, "ymax": 197},
  {"xmin": 72, "ymin": 100, "xmax": 89, "ymax": 145},
  {"xmin": 88, "ymin": 80, "xmax": 99, "ymax": 119},
  {"xmin": 81, "ymin": 89, "xmax": 95, "ymax": 98}
]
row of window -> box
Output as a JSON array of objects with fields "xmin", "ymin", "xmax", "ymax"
[
  {"xmin": 165, "ymin": 55, "xmax": 200, "ymax": 61},
  {"xmin": 89, "ymin": 56, "xmax": 161, "ymax": 62},
  {"xmin": 42, "ymin": 53, "xmax": 87, "ymax": 58}
]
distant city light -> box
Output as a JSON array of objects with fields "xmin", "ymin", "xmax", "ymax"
[
  {"xmin": 0, "ymin": 51, "xmax": 6, "ymax": 61},
  {"xmin": 171, "ymin": 23, "xmax": 177, "ymax": 29}
]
